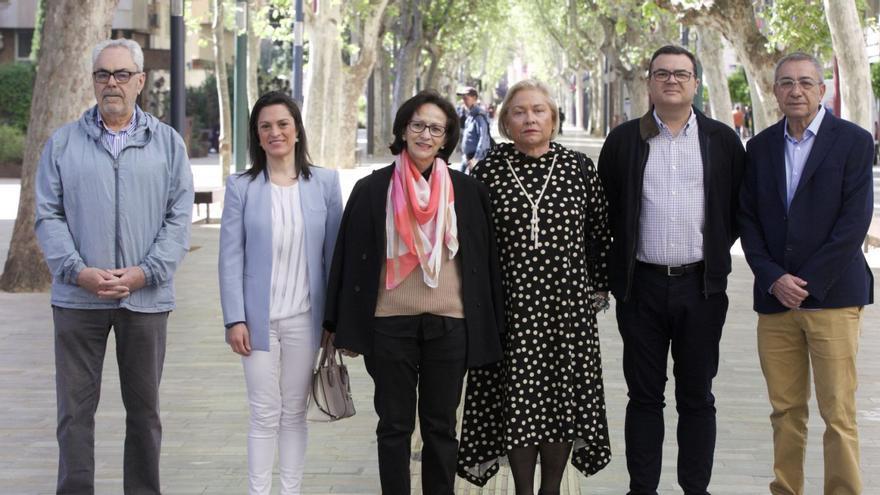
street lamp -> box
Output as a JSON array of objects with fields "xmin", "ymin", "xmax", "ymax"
[
  {"xmin": 292, "ymin": 0, "xmax": 304, "ymax": 105},
  {"xmin": 233, "ymin": 0, "xmax": 248, "ymax": 172},
  {"xmin": 170, "ymin": 0, "xmax": 185, "ymax": 135}
]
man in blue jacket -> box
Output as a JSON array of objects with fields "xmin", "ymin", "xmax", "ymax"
[
  {"xmin": 739, "ymin": 52, "xmax": 874, "ymax": 495},
  {"xmin": 35, "ymin": 38, "xmax": 194, "ymax": 494},
  {"xmin": 457, "ymin": 86, "xmax": 491, "ymax": 172}
]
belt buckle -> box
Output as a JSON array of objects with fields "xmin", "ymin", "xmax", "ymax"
[{"xmin": 666, "ymin": 265, "xmax": 684, "ymax": 277}]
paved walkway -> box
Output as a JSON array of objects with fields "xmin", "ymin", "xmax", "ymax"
[{"xmin": 0, "ymin": 130, "xmax": 878, "ymax": 493}]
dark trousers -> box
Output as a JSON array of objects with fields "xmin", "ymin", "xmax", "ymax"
[
  {"xmin": 615, "ymin": 264, "xmax": 728, "ymax": 495},
  {"xmin": 363, "ymin": 315, "xmax": 468, "ymax": 495},
  {"xmin": 53, "ymin": 306, "xmax": 168, "ymax": 495}
]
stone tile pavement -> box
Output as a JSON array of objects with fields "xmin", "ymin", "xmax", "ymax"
[{"xmin": 0, "ymin": 131, "xmax": 878, "ymax": 493}]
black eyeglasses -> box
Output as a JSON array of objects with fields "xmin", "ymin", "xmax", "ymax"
[
  {"xmin": 408, "ymin": 121, "xmax": 447, "ymax": 137},
  {"xmin": 93, "ymin": 69, "xmax": 140, "ymax": 84},
  {"xmin": 651, "ymin": 69, "xmax": 694, "ymax": 83},
  {"xmin": 775, "ymin": 77, "xmax": 820, "ymax": 92}
]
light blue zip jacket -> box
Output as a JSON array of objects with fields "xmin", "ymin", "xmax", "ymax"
[
  {"xmin": 35, "ymin": 106, "xmax": 194, "ymax": 313},
  {"xmin": 218, "ymin": 168, "xmax": 343, "ymax": 352}
]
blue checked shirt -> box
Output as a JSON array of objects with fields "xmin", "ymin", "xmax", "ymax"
[{"xmin": 637, "ymin": 110, "xmax": 705, "ymax": 266}]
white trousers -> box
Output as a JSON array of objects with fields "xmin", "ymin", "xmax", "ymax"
[{"xmin": 242, "ymin": 312, "xmax": 316, "ymax": 495}]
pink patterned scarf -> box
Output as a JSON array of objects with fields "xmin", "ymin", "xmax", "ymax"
[{"xmin": 385, "ymin": 150, "xmax": 458, "ymax": 289}]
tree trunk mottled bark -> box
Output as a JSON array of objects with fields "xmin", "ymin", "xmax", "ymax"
[
  {"xmin": 655, "ymin": 0, "xmax": 781, "ymax": 131},
  {"xmin": 624, "ymin": 62, "xmax": 650, "ymax": 121},
  {"xmin": 391, "ymin": 0, "xmax": 423, "ymax": 111},
  {"xmin": 304, "ymin": 0, "xmax": 391, "ymax": 169},
  {"xmin": 423, "ymin": 43, "xmax": 441, "ymax": 91},
  {"xmin": 697, "ymin": 26, "xmax": 734, "ymax": 128},
  {"xmin": 591, "ymin": 62, "xmax": 604, "ymax": 136},
  {"xmin": 213, "ymin": 0, "xmax": 232, "ymax": 180},
  {"xmin": 575, "ymin": 68, "xmax": 585, "ymax": 130},
  {"xmin": 1, "ymin": 0, "xmax": 119, "ymax": 292},
  {"xmin": 372, "ymin": 45, "xmax": 393, "ymax": 153},
  {"xmin": 824, "ymin": 0, "xmax": 873, "ymax": 131}
]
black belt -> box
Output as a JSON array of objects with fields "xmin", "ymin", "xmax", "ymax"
[{"xmin": 637, "ymin": 260, "xmax": 704, "ymax": 277}]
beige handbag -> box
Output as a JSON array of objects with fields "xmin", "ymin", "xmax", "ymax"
[{"xmin": 307, "ymin": 346, "xmax": 356, "ymax": 422}]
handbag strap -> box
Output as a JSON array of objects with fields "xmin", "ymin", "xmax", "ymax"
[{"xmin": 313, "ymin": 346, "xmax": 346, "ymax": 372}]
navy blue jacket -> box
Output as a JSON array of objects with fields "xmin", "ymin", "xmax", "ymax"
[{"xmin": 738, "ymin": 111, "xmax": 874, "ymax": 313}]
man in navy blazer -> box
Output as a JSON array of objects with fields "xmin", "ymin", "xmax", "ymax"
[{"xmin": 739, "ymin": 52, "xmax": 874, "ymax": 495}]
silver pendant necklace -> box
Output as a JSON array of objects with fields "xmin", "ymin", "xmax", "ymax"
[{"xmin": 505, "ymin": 153, "xmax": 557, "ymax": 249}]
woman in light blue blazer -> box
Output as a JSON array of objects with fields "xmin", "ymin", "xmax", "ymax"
[{"xmin": 218, "ymin": 91, "xmax": 343, "ymax": 495}]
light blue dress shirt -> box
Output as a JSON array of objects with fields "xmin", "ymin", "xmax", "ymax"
[{"xmin": 783, "ymin": 106, "xmax": 826, "ymax": 209}]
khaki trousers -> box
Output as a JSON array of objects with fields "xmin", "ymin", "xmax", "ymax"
[{"xmin": 757, "ymin": 307, "xmax": 862, "ymax": 495}]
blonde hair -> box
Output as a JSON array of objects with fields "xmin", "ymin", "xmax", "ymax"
[{"xmin": 497, "ymin": 78, "xmax": 559, "ymax": 142}]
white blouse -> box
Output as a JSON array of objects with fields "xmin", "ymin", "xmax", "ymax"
[{"xmin": 269, "ymin": 182, "xmax": 310, "ymax": 321}]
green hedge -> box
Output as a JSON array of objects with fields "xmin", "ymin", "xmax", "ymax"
[
  {"xmin": 0, "ymin": 125, "xmax": 25, "ymax": 163},
  {"xmin": 0, "ymin": 64, "xmax": 35, "ymax": 130}
]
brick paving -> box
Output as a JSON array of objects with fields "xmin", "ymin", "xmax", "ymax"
[{"xmin": 0, "ymin": 131, "xmax": 878, "ymax": 494}]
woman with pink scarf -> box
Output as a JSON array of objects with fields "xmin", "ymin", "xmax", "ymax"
[{"xmin": 324, "ymin": 90, "xmax": 505, "ymax": 494}]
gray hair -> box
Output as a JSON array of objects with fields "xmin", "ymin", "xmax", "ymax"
[
  {"xmin": 92, "ymin": 38, "xmax": 144, "ymax": 72},
  {"xmin": 498, "ymin": 78, "xmax": 559, "ymax": 142},
  {"xmin": 774, "ymin": 52, "xmax": 824, "ymax": 83}
]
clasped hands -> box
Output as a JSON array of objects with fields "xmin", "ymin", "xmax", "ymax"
[
  {"xmin": 77, "ymin": 266, "xmax": 146, "ymax": 300},
  {"xmin": 770, "ymin": 273, "xmax": 809, "ymax": 309}
]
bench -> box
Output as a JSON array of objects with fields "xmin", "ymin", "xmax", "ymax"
[{"xmin": 194, "ymin": 187, "xmax": 224, "ymax": 224}]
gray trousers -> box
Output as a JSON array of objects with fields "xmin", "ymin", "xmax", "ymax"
[{"xmin": 53, "ymin": 306, "xmax": 168, "ymax": 495}]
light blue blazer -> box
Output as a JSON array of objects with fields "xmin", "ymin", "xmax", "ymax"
[{"xmin": 218, "ymin": 167, "xmax": 343, "ymax": 352}]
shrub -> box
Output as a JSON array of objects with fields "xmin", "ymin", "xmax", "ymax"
[
  {"xmin": 728, "ymin": 67, "xmax": 751, "ymax": 107},
  {"xmin": 0, "ymin": 64, "xmax": 35, "ymax": 130},
  {"xmin": 0, "ymin": 125, "xmax": 25, "ymax": 163}
]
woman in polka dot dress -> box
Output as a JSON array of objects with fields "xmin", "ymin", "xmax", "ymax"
[{"xmin": 457, "ymin": 79, "xmax": 612, "ymax": 494}]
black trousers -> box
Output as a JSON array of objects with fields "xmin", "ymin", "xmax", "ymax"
[
  {"xmin": 53, "ymin": 306, "xmax": 168, "ymax": 495},
  {"xmin": 615, "ymin": 264, "xmax": 728, "ymax": 495},
  {"xmin": 363, "ymin": 315, "xmax": 468, "ymax": 495}
]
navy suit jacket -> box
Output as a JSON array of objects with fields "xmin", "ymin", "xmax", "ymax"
[{"xmin": 738, "ymin": 111, "xmax": 874, "ymax": 314}]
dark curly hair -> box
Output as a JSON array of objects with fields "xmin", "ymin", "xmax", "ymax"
[{"xmin": 388, "ymin": 90, "xmax": 461, "ymax": 161}]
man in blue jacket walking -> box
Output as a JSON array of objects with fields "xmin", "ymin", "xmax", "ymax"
[
  {"xmin": 35, "ymin": 38, "xmax": 194, "ymax": 494},
  {"xmin": 457, "ymin": 86, "xmax": 491, "ymax": 173},
  {"xmin": 739, "ymin": 52, "xmax": 874, "ymax": 495}
]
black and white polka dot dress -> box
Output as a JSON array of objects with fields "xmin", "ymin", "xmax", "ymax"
[{"xmin": 457, "ymin": 142, "xmax": 612, "ymax": 485}]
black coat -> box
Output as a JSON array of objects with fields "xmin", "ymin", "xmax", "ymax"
[
  {"xmin": 597, "ymin": 108, "xmax": 746, "ymax": 301},
  {"xmin": 323, "ymin": 164, "xmax": 505, "ymax": 368}
]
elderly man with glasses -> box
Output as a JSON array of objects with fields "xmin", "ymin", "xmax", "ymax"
[
  {"xmin": 598, "ymin": 45, "xmax": 745, "ymax": 494},
  {"xmin": 738, "ymin": 52, "xmax": 874, "ymax": 495},
  {"xmin": 35, "ymin": 38, "xmax": 193, "ymax": 494}
]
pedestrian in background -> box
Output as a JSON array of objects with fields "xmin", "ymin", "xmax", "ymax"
[
  {"xmin": 458, "ymin": 78, "xmax": 612, "ymax": 495},
  {"xmin": 218, "ymin": 91, "xmax": 343, "ymax": 494},
  {"xmin": 597, "ymin": 45, "xmax": 745, "ymax": 495},
  {"xmin": 457, "ymin": 86, "xmax": 492, "ymax": 173},
  {"xmin": 35, "ymin": 38, "xmax": 194, "ymax": 494},
  {"xmin": 324, "ymin": 90, "xmax": 504, "ymax": 494},
  {"xmin": 739, "ymin": 52, "xmax": 874, "ymax": 495},
  {"xmin": 733, "ymin": 104, "xmax": 745, "ymax": 138}
]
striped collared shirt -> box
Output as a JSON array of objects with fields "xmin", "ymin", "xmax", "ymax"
[
  {"xmin": 97, "ymin": 109, "xmax": 138, "ymax": 159},
  {"xmin": 637, "ymin": 110, "xmax": 705, "ymax": 265}
]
